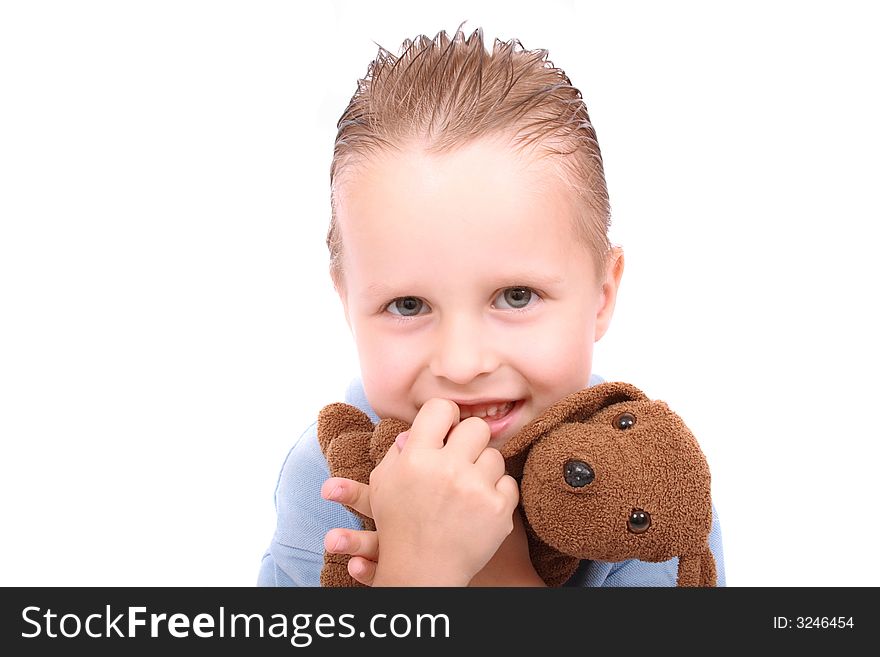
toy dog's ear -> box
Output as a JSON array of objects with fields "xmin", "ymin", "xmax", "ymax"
[
  {"xmin": 553, "ymin": 381, "xmax": 650, "ymax": 424},
  {"xmin": 501, "ymin": 382, "xmax": 650, "ymax": 467},
  {"xmin": 317, "ymin": 403, "xmax": 376, "ymax": 455}
]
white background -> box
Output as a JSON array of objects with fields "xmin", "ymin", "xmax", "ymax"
[{"xmin": 1, "ymin": 0, "xmax": 878, "ymax": 586}]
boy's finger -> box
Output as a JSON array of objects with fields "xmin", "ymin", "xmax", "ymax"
[
  {"xmin": 445, "ymin": 417, "xmax": 492, "ymax": 462},
  {"xmin": 405, "ymin": 398, "xmax": 460, "ymax": 450},
  {"xmin": 495, "ymin": 474, "xmax": 520, "ymax": 512},
  {"xmin": 348, "ymin": 556, "xmax": 377, "ymax": 586},
  {"xmin": 320, "ymin": 477, "xmax": 373, "ymax": 519},
  {"xmin": 324, "ymin": 528, "xmax": 379, "ymax": 561},
  {"xmin": 473, "ymin": 443, "xmax": 506, "ymax": 478}
]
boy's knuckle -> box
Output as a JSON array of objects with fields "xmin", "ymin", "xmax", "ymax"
[
  {"xmin": 485, "ymin": 446, "xmax": 503, "ymax": 468},
  {"xmin": 494, "ymin": 496, "xmax": 511, "ymax": 518}
]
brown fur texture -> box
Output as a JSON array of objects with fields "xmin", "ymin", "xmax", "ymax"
[{"xmin": 316, "ymin": 382, "xmax": 715, "ymax": 587}]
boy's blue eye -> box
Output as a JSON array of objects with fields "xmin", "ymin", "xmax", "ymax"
[
  {"xmin": 387, "ymin": 297, "xmax": 425, "ymax": 316},
  {"xmin": 495, "ymin": 287, "xmax": 533, "ymax": 309},
  {"xmin": 386, "ymin": 288, "xmax": 536, "ymax": 317}
]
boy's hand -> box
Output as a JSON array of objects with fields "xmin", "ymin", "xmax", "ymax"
[
  {"xmin": 366, "ymin": 398, "xmax": 519, "ymax": 586},
  {"xmin": 322, "ymin": 477, "xmax": 544, "ymax": 586},
  {"xmin": 321, "ymin": 477, "xmax": 380, "ymax": 585}
]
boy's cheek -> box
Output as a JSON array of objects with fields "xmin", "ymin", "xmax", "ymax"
[
  {"xmin": 359, "ymin": 350, "xmax": 419, "ymax": 416},
  {"xmin": 523, "ymin": 319, "xmax": 594, "ymax": 368},
  {"xmin": 359, "ymin": 336, "xmax": 420, "ymax": 372}
]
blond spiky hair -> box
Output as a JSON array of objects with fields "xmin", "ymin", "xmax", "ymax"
[{"xmin": 328, "ymin": 22, "xmax": 611, "ymax": 286}]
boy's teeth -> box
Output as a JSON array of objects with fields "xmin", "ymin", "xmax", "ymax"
[{"xmin": 459, "ymin": 401, "xmax": 515, "ymax": 420}]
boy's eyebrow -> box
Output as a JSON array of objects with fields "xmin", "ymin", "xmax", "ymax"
[
  {"xmin": 363, "ymin": 272, "xmax": 565, "ymax": 298},
  {"xmin": 494, "ymin": 272, "xmax": 566, "ymax": 287},
  {"xmin": 363, "ymin": 282, "xmax": 396, "ymax": 298}
]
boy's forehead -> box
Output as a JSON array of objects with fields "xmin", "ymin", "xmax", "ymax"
[
  {"xmin": 338, "ymin": 208, "xmax": 594, "ymax": 300},
  {"xmin": 340, "ymin": 139, "xmax": 565, "ymax": 210},
  {"xmin": 333, "ymin": 138, "xmax": 601, "ymax": 294},
  {"xmin": 337, "ymin": 141, "xmax": 577, "ymax": 240}
]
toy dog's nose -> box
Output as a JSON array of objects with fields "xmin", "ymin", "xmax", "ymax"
[{"xmin": 563, "ymin": 459, "xmax": 594, "ymax": 487}]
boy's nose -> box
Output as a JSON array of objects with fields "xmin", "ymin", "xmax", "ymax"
[{"xmin": 429, "ymin": 317, "xmax": 498, "ymax": 385}]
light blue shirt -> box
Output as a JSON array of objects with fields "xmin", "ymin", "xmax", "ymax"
[{"xmin": 258, "ymin": 375, "xmax": 726, "ymax": 587}]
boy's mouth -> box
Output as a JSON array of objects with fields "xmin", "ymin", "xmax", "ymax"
[
  {"xmin": 457, "ymin": 400, "xmax": 518, "ymax": 421},
  {"xmin": 454, "ymin": 399, "xmax": 525, "ymax": 445}
]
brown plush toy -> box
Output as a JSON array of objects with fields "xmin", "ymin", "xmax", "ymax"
[{"xmin": 316, "ymin": 381, "xmax": 715, "ymax": 587}]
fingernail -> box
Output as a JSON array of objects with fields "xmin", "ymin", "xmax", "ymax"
[
  {"xmin": 328, "ymin": 485, "xmax": 343, "ymax": 500},
  {"xmin": 333, "ymin": 535, "xmax": 348, "ymax": 552},
  {"xmin": 395, "ymin": 431, "xmax": 409, "ymax": 449},
  {"xmin": 350, "ymin": 559, "xmax": 363, "ymax": 575}
]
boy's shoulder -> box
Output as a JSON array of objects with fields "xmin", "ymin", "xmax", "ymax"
[{"xmin": 271, "ymin": 383, "xmax": 370, "ymax": 554}]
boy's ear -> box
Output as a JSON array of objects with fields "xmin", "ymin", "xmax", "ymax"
[{"xmin": 595, "ymin": 247, "xmax": 624, "ymax": 342}]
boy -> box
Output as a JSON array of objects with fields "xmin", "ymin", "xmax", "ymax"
[{"xmin": 258, "ymin": 25, "xmax": 725, "ymax": 586}]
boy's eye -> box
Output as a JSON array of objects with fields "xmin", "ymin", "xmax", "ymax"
[
  {"xmin": 386, "ymin": 297, "xmax": 426, "ymax": 317},
  {"xmin": 494, "ymin": 287, "xmax": 534, "ymax": 310}
]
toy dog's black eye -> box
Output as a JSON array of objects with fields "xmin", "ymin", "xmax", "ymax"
[
  {"xmin": 613, "ymin": 412, "xmax": 636, "ymax": 430},
  {"xmin": 627, "ymin": 509, "xmax": 651, "ymax": 534},
  {"xmin": 563, "ymin": 460, "xmax": 594, "ymax": 488}
]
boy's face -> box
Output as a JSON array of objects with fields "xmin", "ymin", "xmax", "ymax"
[{"xmin": 334, "ymin": 137, "xmax": 623, "ymax": 449}]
